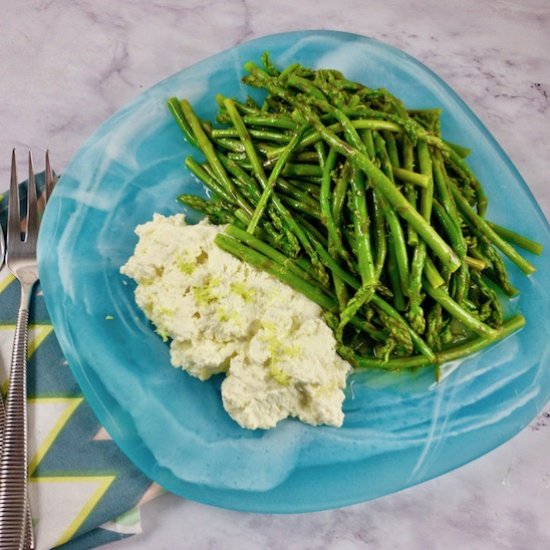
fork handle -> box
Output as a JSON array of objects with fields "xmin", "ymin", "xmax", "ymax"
[
  {"xmin": 0, "ymin": 396, "xmax": 34, "ymax": 550},
  {"xmin": 0, "ymin": 290, "xmax": 32, "ymax": 550}
]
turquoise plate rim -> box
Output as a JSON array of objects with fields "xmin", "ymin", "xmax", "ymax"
[{"xmin": 37, "ymin": 30, "xmax": 550, "ymax": 513}]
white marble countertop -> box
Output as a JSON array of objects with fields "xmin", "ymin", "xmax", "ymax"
[{"xmin": 1, "ymin": 1, "xmax": 549, "ymax": 549}]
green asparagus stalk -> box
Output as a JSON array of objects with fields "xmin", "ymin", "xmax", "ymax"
[
  {"xmin": 166, "ymin": 97, "xmax": 199, "ymax": 149},
  {"xmin": 373, "ymin": 133, "xmax": 410, "ymax": 293},
  {"xmin": 402, "ymin": 136, "xmax": 419, "ymax": 246},
  {"xmin": 450, "ymin": 180, "xmax": 536, "ymax": 274},
  {"xmin": 247, "ymin": 124, "xmax": 306, "ymax": 234},
  {"xmin": 423, "ymin": 278, "xmax": 497, "ymax": 338},
  {"xmin": 487, "ymin": 222, "xmax": 543, "ymax": 255},
  {"xmin": 215, "ymin": 232, "xmax": 335, "ymax": 310},
  {"xmin": 349, "ymin": 165, "xmax": 376, "ymax": 289},
  {"xmin": 179, "ymin": 99, "xmax": 238, "ymax": 201},
  {"xmin": 351, "ymin": 314, "xmax": 524, "ymax": 369}
]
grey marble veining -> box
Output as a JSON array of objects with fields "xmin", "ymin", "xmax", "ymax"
[{"xmin": 1, "ymin": 1, "xmax": 549, "ymax": 549}]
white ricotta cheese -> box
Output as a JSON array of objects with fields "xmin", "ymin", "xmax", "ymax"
[{"xmin": 121, "ymin": 213, "xmax": 351, "ymax": 430}]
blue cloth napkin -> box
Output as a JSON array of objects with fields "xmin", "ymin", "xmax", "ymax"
[{"xmin": 0, "ymin": 174, "xmax": 158, "ymax": 549}]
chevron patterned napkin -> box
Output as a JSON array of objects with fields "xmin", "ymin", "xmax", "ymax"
[{"xmin": 0, "ymin": 175, "xmax": 161, "ymax": 549}]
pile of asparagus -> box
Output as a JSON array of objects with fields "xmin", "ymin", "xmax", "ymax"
[{"xmin": 167, "ymin": 53, "xmax": 541, "ymax": 375}]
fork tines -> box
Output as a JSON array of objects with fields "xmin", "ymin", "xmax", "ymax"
[{"xmin": 8, "ymin": 150, "xmax": 55, "ymax": 247}]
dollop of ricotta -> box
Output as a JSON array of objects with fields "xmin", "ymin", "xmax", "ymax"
[{"xmin": 121, "ymin": 213, "xmax": 351, "ymax": 430}]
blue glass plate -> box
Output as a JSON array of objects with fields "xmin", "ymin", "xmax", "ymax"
[{"xmin": 38, "ymin": 30, "xmax": 550, "ymax": 513}]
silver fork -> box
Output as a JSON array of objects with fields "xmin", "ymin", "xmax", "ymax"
[{"xmin": 0, "ymin": 150, "xmax": 55, "ymax": 549}]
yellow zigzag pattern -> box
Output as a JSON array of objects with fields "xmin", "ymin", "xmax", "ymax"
[
  {"xmin": 28, "ymin": 397, "xmax": 83, "ymax": 476},
  {"xmin": 0, "ymin": 324, "xmax": 54, "ymax": 394},
  {"xmin": 0, "ymin": 273, "xmax": 15, "ymax": 295},
  {"xmin": 31, "ymin": 476, "xmax": 115, "ymax": 547}
]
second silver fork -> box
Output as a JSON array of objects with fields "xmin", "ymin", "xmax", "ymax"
[{"xmin": 0, "ymin": 150, "xmax": 55, "ymax": 549}]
